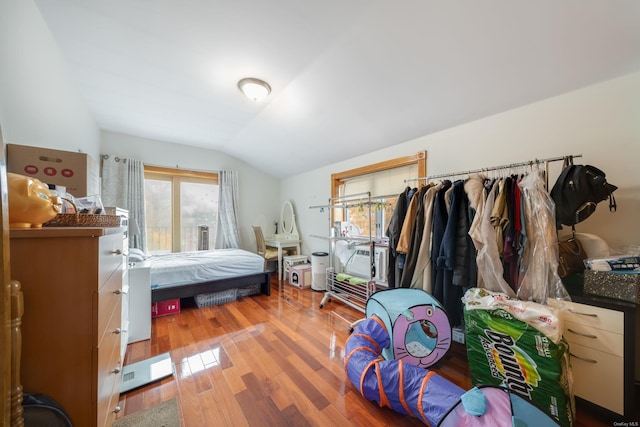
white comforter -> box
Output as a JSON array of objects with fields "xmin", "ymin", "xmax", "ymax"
[{"xmin": 148, "ymin": 249, "xmax": 264, "ymax": 289}]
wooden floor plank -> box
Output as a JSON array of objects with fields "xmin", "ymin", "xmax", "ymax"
[
  {"xmin": 235, "ymin": 390, "xmax": 288, "ymax": 427},
  {"xmin": 269, "ymin": 371, "xmax": 312, "ymax": 412},
  {"xmin": 204, "ymin": 369, "xmax": 249, "ymax": 426},
  {"xmin": 116, "ymin": 277, "xmax": 634, "ymax": 426}
]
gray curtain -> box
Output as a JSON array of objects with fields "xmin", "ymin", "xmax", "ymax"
[
  {"xmin": 217, "ymin": 170, "xmax": 240, "ymax": 249},
  {"xmin": 101, "ymin": 155, "xmax": 147, "ymax": 252}
]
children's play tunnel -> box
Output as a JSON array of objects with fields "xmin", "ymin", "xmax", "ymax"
[
  {"xmin": 365, "ymin": 288, "xmax": 451, "ymax": 368},
  {"xmin": 344, "ymin": 316, "xmax": 560, "ymax": 426}
]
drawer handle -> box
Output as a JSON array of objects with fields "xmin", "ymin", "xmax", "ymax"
[
  {"xmin": 113, "ymin": 328, "xmax": 122, "ymax": 335},
  {"xmin": 112, "ymin": 366, "xmax": 121, "ymax": 374},
  {"xmin": 566, "ymin": 328, "xmax": 597, "ymax": 339},
  {"xmin": 113, "ymin": 406, "xmax": 121, "ymax": 414},
  {"xmin": 114, "ymin": 289, "xmax": 122, "ymax": 295},
  {"xmin": 112, "ymin": 249, "xmax": 123, "ymax": 255},
  {"xmin": 568, "ymin": 309, "xmax": 598, "ymax": 318},
  {"xmin": 569, "ymin": 352, "xmax": 597, "ymax": 363}
]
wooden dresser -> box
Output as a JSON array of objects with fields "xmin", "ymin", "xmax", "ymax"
[{"xmin": 10, "ymin": 226, "xmax": 126, "ymax": 427}]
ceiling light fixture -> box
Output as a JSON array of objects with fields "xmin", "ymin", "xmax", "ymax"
[{"xmin": 238, "ymin": 77, "xmax": 271, "ymax": 102}]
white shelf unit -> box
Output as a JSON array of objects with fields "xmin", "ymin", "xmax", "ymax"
[{"xmin": 311, "ymin": 192, "xmax": 383, "ymax": 313}]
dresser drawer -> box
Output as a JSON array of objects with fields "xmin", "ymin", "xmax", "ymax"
[
  {"xmin": 569, "ymin": 341, "xmax": 624, "ymax": 415},
  {"xmin": 563, "ymin": 320, "xmax": 624, "ymax": 356},
  {"xmin": 97, "ymin": 308, "xmax": 122, "ymax": 427},
  {"xmin": 98, "ymin": 304, "xmax": 123, "ymax": 380},
  {"xmin": 563, "ymin": 301, "xmax": 623, "ymax": 333},
  {"xmin": 97, "ymin": 344, "xmax": 121, "ymax": 427},
  {"xmin": 99, "ymin": 232, "xmax": 125, "ymax": 288},
  {"xmin": 98, "ymin": 267, "xmax": 123, "ymax": 344}
]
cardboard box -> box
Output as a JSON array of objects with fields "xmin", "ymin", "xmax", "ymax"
[
  {"xmin": 151, "ymin": 299, "xmax": 181, "ymax": 317},
  {"xmin": 7, "ymin": 144, "xmax": 100, "ymax": 197},
  {"xmin": 584, "ymin": 270, "xmax": 640, "ymax": 304},
  {"xmin": 289, "ymin": 264, "xmax": 312, "ymax": 289}
]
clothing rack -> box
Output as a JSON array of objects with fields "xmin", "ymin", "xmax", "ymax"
[
  {"xmin": 405, "ymin": 154, "xmax": 582, "ymax": 183},
  {"xmin": 309, "ymin": 191, "xmax": 397, "ymax": 210}
]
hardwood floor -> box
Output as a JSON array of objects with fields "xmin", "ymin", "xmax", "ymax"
[{"xmin": 117, "ymin": 277, "xmax": 633, "ymax": 426}]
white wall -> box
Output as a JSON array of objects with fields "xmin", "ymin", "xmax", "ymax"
[
  {"xmin": 284, "ymin": 72, "xmax": 640, "ymax": 256},
  {"xmin": 0, "ymin": 0, "xmax": 280, "ymax": 253},
  {"xmin": 101, "ymin": 131, "xmax": 281, "ymax": 251},
  {"xmin": 0, "ymin": 0, "xmax": 100, "ymax": 159}
]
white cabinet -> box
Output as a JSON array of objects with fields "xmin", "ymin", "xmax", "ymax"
[
  {"xmin": 128, "ymin": 261, "xmax": 151, "ymax": 343},
  {"xmin": 561, "ymin": 297, "xmax": 636, "ymax": 417}
]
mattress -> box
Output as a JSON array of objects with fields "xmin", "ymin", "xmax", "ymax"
[{"xmin": 149, "ymin": 249, "xmax": 264, "ymax": 290}]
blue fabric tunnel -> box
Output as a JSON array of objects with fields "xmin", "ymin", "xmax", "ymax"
[{"xmin": 344, "ymin": 317, "xmax": 561, "ymax": 426}]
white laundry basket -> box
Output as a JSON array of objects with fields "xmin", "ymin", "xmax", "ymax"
[{"xmin": 311, "ymin": 252, "xmax": 329, "ymax": 291}]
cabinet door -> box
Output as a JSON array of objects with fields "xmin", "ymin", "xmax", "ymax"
[{"xmin": 569, "ymin": 341, "xmax": 624, "ymax": 415}]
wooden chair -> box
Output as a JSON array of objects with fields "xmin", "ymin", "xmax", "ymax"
[{"xmin": 252, "ymin": 226, "xmax": 288, "ymax": 271}]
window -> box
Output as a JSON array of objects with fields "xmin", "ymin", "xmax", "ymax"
[
  {"xmin": 144, "ymin": 166, "xmax": 218, "ymax": 254},
  {"xmin": 331, "ymin": 152, "xmax": 427, "ymax": 240}
]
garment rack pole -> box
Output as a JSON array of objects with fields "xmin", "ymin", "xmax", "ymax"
[{"xmin": 405, "ymin": 154, "xmax": 582, "ymax": 183}]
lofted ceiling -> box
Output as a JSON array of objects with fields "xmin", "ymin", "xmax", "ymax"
[{"xmin": 34, "ymin": 1, "xmax": 640, "ymax": 178}]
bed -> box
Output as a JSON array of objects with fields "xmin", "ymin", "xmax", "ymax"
[{"xmin": 136, "ymin": 248, "xmax": 272, "ymax": 303}]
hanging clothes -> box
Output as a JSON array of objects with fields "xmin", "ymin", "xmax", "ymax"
[
  {"xmin": 465, "ymin": 174, "xmax": 488, "ymax": 289},
  {"xmin": 435, "ymin": 180, "xmax": 466, "ymax": 327},
  {"xmin": 517, "ymin": 171, "xmax": 571, "ymax": 304},
  {"xmin": 502, "ymin": 176, "xmax": 520, "ymax": 289},
  {"xmin": 394, "ymin": 187, "xmax": 420, "ymax": 286},
  {"xmin": 402, "ymin": 157, "xmax": 576, "ymax": 311},
  {"xmin": 452, "ymin": 182, "xmax": 476, "ymax": 292},
  {"xmin": 490, "ymin": 179, "xmax": 509, "ymax": 255},
  {"xmin": 399, "ymin": 184, "xmax": 432, "ymax": 288},
  {"xmin": 408, "ymin": 182, "xmax": 443, "ymax": 292},
  {"xmin": 430, "ymin": 180, "xmax": 452, "ymax": 301},
  {"xmin": 386, "ymin": 187, "xmax": 414, "ymax": 287},
  {"xmin": 396, "ymin": 188, "xmax": 420, "ymax": 255},
  {"xmin": 472, "ymin": 178, "xmax": 515, "ymax": 297}
]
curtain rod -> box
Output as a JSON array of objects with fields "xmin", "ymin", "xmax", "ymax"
[{"xmin": 405, "ymin": 154, "xmax": 582, "ymax": 183}]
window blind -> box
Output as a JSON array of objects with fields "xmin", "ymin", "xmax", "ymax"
[{"xmin": 340, "ymin": 164, "xmax": 417, "ymax": 198}]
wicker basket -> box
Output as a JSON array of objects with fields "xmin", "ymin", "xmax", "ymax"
[
  {"xmin": 44, "ymin": 198, "xmax": 122, "ymax": 227},
  {"xmin": 44, "ymin": 213, "xmax": 122, "ymax": 227}
]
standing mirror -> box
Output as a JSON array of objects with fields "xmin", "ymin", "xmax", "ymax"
[{"xmin": 280, "ymin": 200, "xmax": 299, "ymax": 238}]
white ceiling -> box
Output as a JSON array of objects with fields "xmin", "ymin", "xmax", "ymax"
[{"xmin": 34, "ymin": 1, "xmax": 640, "ymax": 178}]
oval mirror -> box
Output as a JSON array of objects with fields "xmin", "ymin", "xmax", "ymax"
[{"xmin": 281, "ymin": 200, "xmax": 295, "ymax": 234}]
